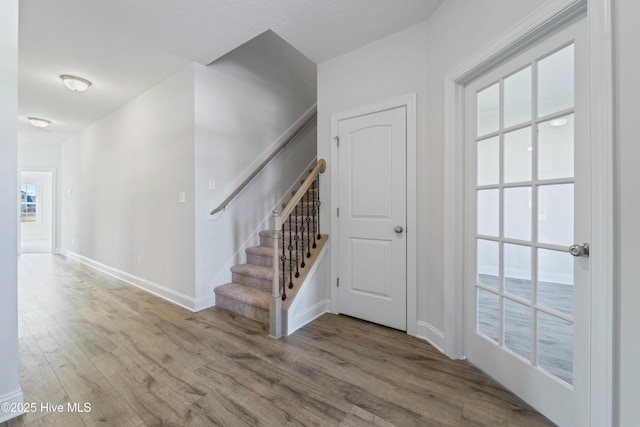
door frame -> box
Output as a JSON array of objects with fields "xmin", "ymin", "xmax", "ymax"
[
  {"xmin": 18, "ymin": 169, "xmax": 56, "ymax": 254},
  {"xmin": 330, "ymin": 93, "xmax": 418, "ymax": 337},
  {"xmin": 443, "ymin": 0, "xmax": 613, "ymax": 425}
]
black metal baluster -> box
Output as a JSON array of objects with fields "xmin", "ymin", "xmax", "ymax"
[
  {"xmin": 300, "ymin": 194, "xmax": 306, "ymax": 268},
  {"xmin": 312, "ymin": 179, "xmax": 318, "ymax": 249},
  {"xmin": 316, "ymin": 176, "xmax": 321, "ymax": 239},
  {"xmin": 305, "ymin": 188, "xmax": 311, "ymax": 259},
  {"xmin": 288, "ymin": 215, "xmax": 294, "ymax": 289},
  {"xmin": 294, "ymin": 203, "xmax": 300, "ymax": 278},
  {"xmin": 281, "ymin": 227, "xmax": 287, "ymax": 300}
]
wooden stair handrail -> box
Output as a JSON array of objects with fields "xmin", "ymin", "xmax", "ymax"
[
  {"xmin": 278, "ymin": 159, "xmax": 326, "ymax": 224},
  {"xmin": 210, "ymin": 110, "xmax": 317, "ymax": 215}
]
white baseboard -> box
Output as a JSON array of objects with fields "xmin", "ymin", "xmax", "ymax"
[
  {"xmin": 0, "ymin": 389, "xmax": 24, "ymax": 423},
  {"xmin": 63, "ymin": 250, "xmax": 199, "ymax": 312},
  {"xmin": 416, "ymin": 321, "xmax": 445, "ymax": 353},
  {"xmin": 194, "ymin": 294, "xmax": 216, "ymax": 312},
  {"xmin": 286, "ymin": 299, "xmax": 330, "ymax": 336}
]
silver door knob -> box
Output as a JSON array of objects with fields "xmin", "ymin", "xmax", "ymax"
[
  {"xmin": 394, "ymin": 226, "xmax": 404, "ymax": 234},
  {"xmin": 569, "ymin": 243, "xmax": 589, "ymax": 257}
]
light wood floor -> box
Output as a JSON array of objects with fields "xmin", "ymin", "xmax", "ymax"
[{"xmin": 2, "ymin": 254, "xmax": 553, "ymax": 427}]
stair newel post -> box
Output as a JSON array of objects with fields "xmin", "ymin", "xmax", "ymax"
[{"xmin": 269, "ymin": 210, "xmax": 282, "ymax": 338}]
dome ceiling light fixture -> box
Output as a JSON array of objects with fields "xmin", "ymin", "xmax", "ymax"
[
  {"xmin": 28, "ymin": 117, "xmax": 51, "ymax": 128},
  {"xmin": 60, "ymin": 74, "xmax": 92, "ymax": 92}
]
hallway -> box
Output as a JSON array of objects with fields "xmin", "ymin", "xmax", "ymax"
[{"xmin": 3, "ymin": 254, "xmax": 552, "ymax": 426}]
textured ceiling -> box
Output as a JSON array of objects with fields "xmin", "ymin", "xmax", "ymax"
[{"xmin": 18, "ymin": 0, "xmax": 443, "ymax": 145}]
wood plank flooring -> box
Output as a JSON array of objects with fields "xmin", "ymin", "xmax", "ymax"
[{"xmin": 2, "ymin": 254, "xmax": 553, "ymax": 426}]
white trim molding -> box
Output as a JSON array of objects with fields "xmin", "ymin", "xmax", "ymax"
[
  {"xmin": 586, "ymin": 0, "xmax": 614, "ymax": 425},
  {"xmin": 64, "ymin": 250, "xmax": 203, "ymax": 312},
  {"xmin": 0, "ymin": 389, "xmax": 24, "ymax": 423},
  {"xmin": 443, "ymin": 0, "xmax": 613, "ymax": 425},
  {"xmin": 17, "ymin": 168, "xmax": 57, "ymax": 254},
  {"xmin": 330, "ymin": 93, "xmax": 418, "ymax": 336},
  {"xmin": 416, "ymin": 321, "xmax": 445, "ymax": 353}
]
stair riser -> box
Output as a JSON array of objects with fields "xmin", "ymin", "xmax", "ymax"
[
  {"xmin": 247, "ymin": 253, "xmax": 272, "ymax": 268},
  {"xmin": 215, "ymin": 294, "xmax": 269, "ymax": 325},
  {"xmin": 232, "ymin": 272, "xmax": 272, "ymax": 292}
]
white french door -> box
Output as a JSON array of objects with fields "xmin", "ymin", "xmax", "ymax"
[{"xmin": 464, "ymin": 20, "xmax": 589, "ymax": 426}]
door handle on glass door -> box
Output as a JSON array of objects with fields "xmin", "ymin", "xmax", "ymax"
[{"xmin": 569, "ymin": 243, "xmax": 589, "ymax": 257}]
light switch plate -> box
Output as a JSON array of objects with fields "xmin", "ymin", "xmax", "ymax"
[{"xmin": 178, "ymin": 192, "xmax": 186, "ymax": 203}]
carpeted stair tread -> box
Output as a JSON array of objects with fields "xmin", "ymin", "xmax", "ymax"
[
  {"xmin": 214, "ymin": 283, "xmax": 270, "ymax": 324},
  {"xmin": 246, "ymin": 246, "xmax": 273, "ymax": 257},
  {"xmin": 246, "ymin": 245, "xmax": 301, "ymax": 268},
  {"xmin": 214, "ymin": 283, "xmax": 270, "ymax": 310},
  {"xmin": 231, "ymin": 263, "xmax": 273, "ymax": 280},
  {"xmin": 259, "ymin": 230, "xmax": 275, "ymax": 238},
  {"xmin": 246, "ymin": 245, "xmax": 301, "ymax": 258}
]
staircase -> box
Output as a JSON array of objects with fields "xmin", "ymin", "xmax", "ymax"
[{"xmin": 214, "ymin": 173, "xmax": 326, "ymax": 327}]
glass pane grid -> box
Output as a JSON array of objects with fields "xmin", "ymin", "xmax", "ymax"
[
  {"xmin": 474, "ymin": 44, "xmax": 576, "ymax": 384},
  {"xmin": 20, "ymin": 182, "xmax": 38, "ymax": 223}
]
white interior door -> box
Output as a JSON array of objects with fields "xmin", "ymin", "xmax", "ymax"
[
  {"xmin": 20, "ymin": 171, "xmax": 53, "ymax": 253},
  {"xmin": 337, "ymin": 106, "xmax": 407, "ymax": 331},
  {"xmin": 464, "ymin": 20, "xmax": 589, "ymax": 426}
]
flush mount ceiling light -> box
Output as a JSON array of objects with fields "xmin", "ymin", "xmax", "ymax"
[
  {"xmin": 27, "ymin": 117, "xmax": 51, "ymax": 128},
  {"xmin": 60, "ymin": 74, "xmax": 92, "ymax": 92},
  {"xmin": 549, "ymin": 118, "xmax": 568, "ymax": 127}
]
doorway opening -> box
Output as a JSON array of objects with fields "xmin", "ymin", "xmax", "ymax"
[{"xmin": 19, "ymin": 170, "xmax": 54, "ymax": 253}]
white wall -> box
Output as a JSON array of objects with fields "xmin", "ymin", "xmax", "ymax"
[
  {"xmin": 614, "ymin": 0, "xmax": 640, "ymax": 424},
  {"xmin": 61, "ymin": 65, "xmax": 197, "ymax": 305},
  {"xmin": 18, "ymin": 143, "xmax": 62, "ymax": 251},
  {"xmin": 194, "ymin": 30, "xmax": 317, "ymax": 306},
  {"xmin": 318, "ymin": 0, "xmax": 544, "ymax": 337},
  {"xmin": 0, "ymin": 0, "xmax": 23, "ymax": 422}
]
